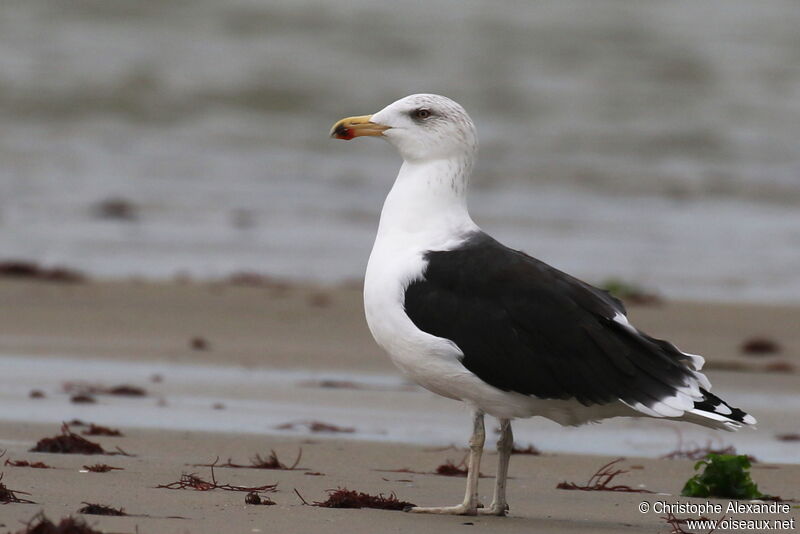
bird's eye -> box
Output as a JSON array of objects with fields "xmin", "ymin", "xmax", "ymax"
[{"xmin": 414, "ymin": 108, "xmax": 431, "ymax": 119}]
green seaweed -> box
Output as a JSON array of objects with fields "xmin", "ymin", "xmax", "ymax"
[
  {"xmin": 681, "ymin": 453, "xmax": 767, "ymax": 500},
  {"xmin": 598, "ymin": 278, "xmax": 661, "ymax": 305}
]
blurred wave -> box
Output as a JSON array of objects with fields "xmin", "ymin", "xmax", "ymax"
[{"xmin": 0, "ymin": 0, "xmax": 798, "ymax": 301}]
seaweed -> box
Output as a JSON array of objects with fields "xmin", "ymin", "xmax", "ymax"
[
  {"xmin": 70, "ymin": 394, "xmax": 96, "ymax": 404},
  {"xmin": 30, "ymin": 425, "xmax": 105, "ymax": 455},
  {"xmin": 105, "ymin": 385, "xmax": 146, "ymax": 397},
  {"xmin": 227, "ymin": 272, "xmax": 290, "ymax": 290},
  {"xmin": 305, "ymin": 487, "xmax": 415, "ymax": 511},
  {"xmin": 307, "ymin": 292, "xmax": 331, "ymax": 308},
  {"xmin": 91, "ymin": 197, "xmax": 138, "ymax": 221},
  {"xmin": 598, "ymin": 278, "xmax": 662, "ymax": 305},
  {"xmin": 157, "ymin": 473, "xmax": 216, "ymax": 491},
  {"xmin": 377, "ymin": 456, "xmax": 487, "ymax": 478},
  {"xmin": 195, "ymin": 449, "xmax": 303, "ymax": 471},
  {"xmin": 297, "ymin": 379, "xmax": 415, "ymax": 392},
  {"xmin": 245, "ymin": 491, "xmax": 276, "ymax": 505},
  {"xmin": 29, "ymin": 390, "xmax": 45, "ymax": 399},
  {"xmin": 376, "ymin": 467, "xmax": 417, "ymax": 474},
  {"xmin": 660, "ymin": 432, "xmax": 751, "ymax": 461},
  {"xmin": 275, "ymin": 421, "xmax": 355, "ymax": 433},
  {"xmin": 740, "ymin": 337, "xmax": 781, "ymax": 355},
  {"xmin": 682, "ymin": 454, "xmax": 772, "ymax": 500},
  {"xmin": 511, "ymin": 443, "xmax": 541, "ymax": 455},
  {"xmin": 189, "ymin": 336, "xmax": 209, "ymax": 350},
  {"xmin": 433, "ymin": 456, "xmax": 489, "ymax": 478},
  {"xmin": 307, "ymin": 421, "xmax": 354, "ymax": 433},
  {"xmin": 381, "ymin": 476, "xmax": 413, "ymax": 483},
  {"xmin": 0, "ymin": 473, "xmax": 35, "ymax": 504},
  {"xmin": 705, "ymin": 359, "xmax": 795, "ymax": 374},
  {"xmin": 82, "ymin": 464, "xmax": 123, "ymax": 473},
  {"xmin": 297, "ymin": 379, "xmax": 366, "ymax": 390},
  {"xmin": 435, "ymin": 459, "xmax": 469, "ymax": 477},
  {"xmin": 776, "ymin": 433, "xmax": 800, "ymax": 442},
  {"xmin": 4, "ymin": 459, "xmax": 52, "ymax": 469},
  {"xmin": 29, "ymin": 425, "xmax": 134, "ymax": 457},
  {"xmin": 0, "ymin": 261, "xmax": 85, "ymax": 283},
  {"xmin": 156, "ymin": 459, "xmax": 278, "ymax": 493},
  {"xmin": 763, "ymin": 361, "xmax": 795, "ymax": 373},
  {"xmin": 77, "ymin": 503, "xmax": 127, "ymax": 516},
  {"xmin": 81, "ymin": 424, "xmax": 123, "ymax": 437},
  {"xmin": 63, "ymin": 382, "xmax": 147, "ymax": 397},
  {"xmin": 556, "ymin": 458, "xmax": 653, "ymax": 493},
  {"xmin": 8, "ymin": 512, "xmax": 102, "ymax": 534}
]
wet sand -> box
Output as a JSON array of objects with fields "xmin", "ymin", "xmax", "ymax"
[
  {"xmin": 1, "ymin": 279, "xmax": 798, "ymax": 370},
  {"xmin": 0, "ymin": 279, "xmax": 798, "ymax": 533}
]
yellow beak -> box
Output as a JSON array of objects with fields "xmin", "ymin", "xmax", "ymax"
[{"xmin": 330, "ymin": 114, "xmax": 390, "ymax": 140}]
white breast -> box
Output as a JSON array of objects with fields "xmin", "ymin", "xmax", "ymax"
[
  {"xmin": 363, "ymin": 230, "xmax": 469, "ymax": 401},
  {"xmin": 361, "ymin": 156, "xmax": 511, "ymax": 407}
]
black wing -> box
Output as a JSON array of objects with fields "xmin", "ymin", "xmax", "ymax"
[{"xmin": 403, "ymin": 232, "xmax": 695, "ymax": 408}]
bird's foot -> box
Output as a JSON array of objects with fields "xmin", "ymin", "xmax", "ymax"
[
  {"xmin": 405, "ymin": 504, "xmax": 478, "ymax": 515},
  {"xmin": 477, "ymin": 502, "xmax": 508, "ymax": 516}
]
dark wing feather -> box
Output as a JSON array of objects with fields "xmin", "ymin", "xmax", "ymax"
[{"xmin": 403, "ymin": 232, "xmax": 694, "ymax": 408}]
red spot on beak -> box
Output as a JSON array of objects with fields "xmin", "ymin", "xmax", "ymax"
[
  {"xmin": 332, "ymin": 123, "xmax": 353, "ymax": 140},
  {"xmin": 330, "ymin": 115, "xmax": 387, "ymax": 139}
]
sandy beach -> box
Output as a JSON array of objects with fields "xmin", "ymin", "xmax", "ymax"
[
  {"xmin": 0, "ymin": 279, "xmax": 798, "ymax": 533},
  {"xmin": 3, "ymin": 1, "xmax": 800, "ymax": 532}
]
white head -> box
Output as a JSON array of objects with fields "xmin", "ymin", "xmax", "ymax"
[{"xmin": 330, "ymin": 94, "xmax": 477, "ymax": 163}]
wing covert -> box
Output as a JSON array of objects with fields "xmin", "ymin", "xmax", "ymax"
[{"xmin": 403, "ymin": 232, "xmax": 694, "ymax": 408}]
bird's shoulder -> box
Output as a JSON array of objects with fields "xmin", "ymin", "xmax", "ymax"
[{"xmin": 417, "ymin": 231, "xmax": 625, "ymax": 318}]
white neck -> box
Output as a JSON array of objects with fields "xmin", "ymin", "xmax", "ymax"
[{"xmin": 376, "ymin": 156, "xmax": 478, "ymax": 240}]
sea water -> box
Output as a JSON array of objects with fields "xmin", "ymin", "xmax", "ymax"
[{"xmin": 0, "ymin": 0, "xmax": 799, "ymax": 302}]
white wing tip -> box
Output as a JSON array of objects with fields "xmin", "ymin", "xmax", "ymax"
[{"xmin": 684, "ymin": 352, "xmax": 705, "ymax": 371}]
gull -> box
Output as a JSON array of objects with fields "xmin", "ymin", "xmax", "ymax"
[{"xmin": 330, "ymin": 94, "xmax": 755, "ymax": 516}]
